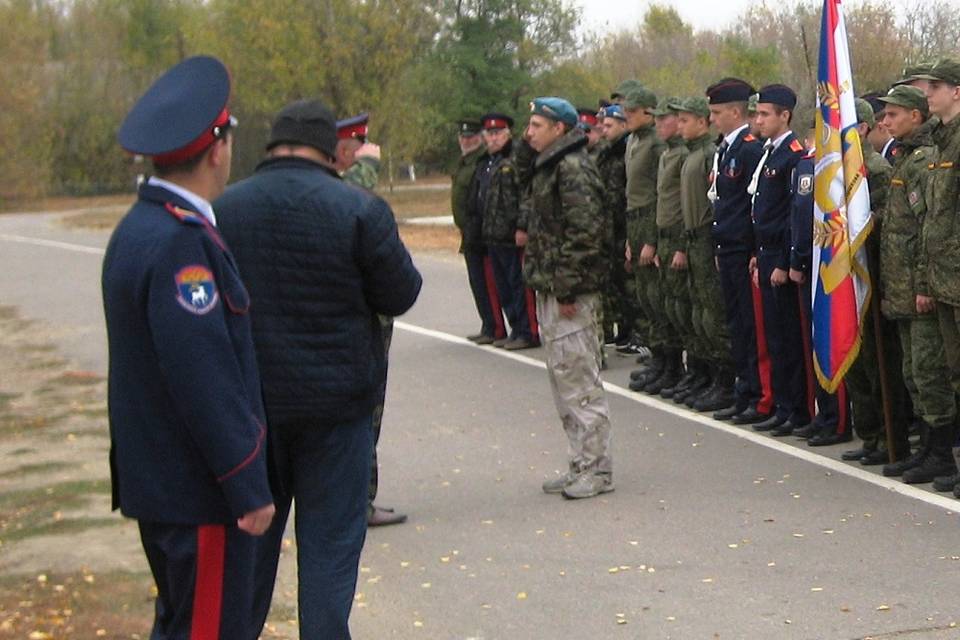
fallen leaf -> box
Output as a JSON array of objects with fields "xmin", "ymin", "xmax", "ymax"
[
  {"xmin": 517, "ymin": 591, "xmax": 527, "ymax": 600},
  {"xmin": 876, "ymin": 605, "xmax": 890, "ymax": 611}
]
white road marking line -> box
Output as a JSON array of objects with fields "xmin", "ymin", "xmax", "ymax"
[
  {"xmin": 0, "ymin": 233, "xmax": 106, "ymax": 256},
  {"xmin": 395, "ymin": 320, "xmax": 960, "ymax": 515}
]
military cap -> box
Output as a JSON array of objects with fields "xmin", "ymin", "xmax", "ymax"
[
  {"xmin": 577, "ymin": 108, "xmax": 599, "ymax": 129},
  {"xmin": 266, "ymin": 99, "xmax": 338, "ymax": 158},
  {"xmin": 457, "ymin": 118, "xmax": 482, "ymax": 136},
  {"xmin": 118, "ymin": 55, "xmax": 235, "ymax": 167},
  {"xmin": 652, "ymin": 97, "xmax": 680, "ymax": 117},
  {"xmin": 747, "ymin": 93, "xmax": 759, "ymax": 114},
  {"xmin": 602, "ymin": 104, "xmax": 627, "ymax": 122},
  {"xmin": 622, "ymin": 87, "xmax": 658, "ymax": 110},
  {"xmin": 854, "ymin": 98, "xmax": 875, "ymax": 127},
  {"xmin": 706, "ymin": 77, "xmax": 755, "ymax": 105},
  {"xmin": 481, "ymin": 113, "xmax": 514, "ymax": 130},
  {"xmin": 757, "ymin": 84, "xmax": 797, "ymax": 109},
  {"xmin": 893, "ymin": 61, "xmax": 934, "ymax": 87},
  {"xmin": 879, "ymin": 85, "xmax": 930, "ymax": 116},
  {"xmin": 915, "ymin": 57, "xmax": 960, "ymax": 85},
  {"xmin": 611, "ymin": 79, "xmax": 644, "ymax": 99},
  {"xmin": 859, "ymin": 92, "xmax": 885, "ymax": 114},
  {"xmin": 336, "ymin": 112, "xmax": 369, "ymax": 141},
  {"xmin": 676, "ymin": 96, "xmax": 710, "ymax": 119},
  {"xmin": 530, "ymin": 97, "xmax": 578, "ymax": 126}
]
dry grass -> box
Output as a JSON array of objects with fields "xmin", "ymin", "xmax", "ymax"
[
  {"xmin": 378, "ymin": 186, "xmax": 450, "ymax": 218},
  {"xmin": 1, "ymin": 194, "xmax": 134, "ymax": 215},
  {"xmin": 398, "ymin": 223, "xmax": 459, "ymax": 253}
]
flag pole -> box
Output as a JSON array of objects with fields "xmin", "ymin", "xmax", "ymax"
[{"xmin": 867, "ymin": 258, "xmax": 897, "ymax": 461}]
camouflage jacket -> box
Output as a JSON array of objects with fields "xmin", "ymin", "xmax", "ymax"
[
  {"xmin": 680, "ymin": 133, "xmax": 716, "ymax": 232},
  {"xmin": 924, "ymin": 116, "xmax": 960, "ymax": 305},
  {"xmin": 523, "ymin": 128, "xmax": 606, "ymax": 302},
  {"xmin": 476, "ymin": 143, "xmax": 521, "ymax": 246},
  {"xmin": 625, "ymin": 125, "xmax": 665, "ymax": 246},
  {"xmin": 656, "ymin": 135, "xmax": 687, "ymax": 229},
  {"xmin": 596, "ymin": 133, "xmax": 628, "ymax": 259},
  {"xmin": 451, "ymin": 146, "xmax": 485, "ymax": 252},
  {"xmin": 515, "ymin": 138, "xmax": 538, "ymax": 232},
  {"xmin": 880, "ymin": 125, "xmax": 935, "ymax": 319},
  {"xmin": 861, "ymin": 144, "xmax": 893, "ymax": 274},
  {"xmin": 342, "ymin": 156, "xmax": 380, "ymax": 191}
]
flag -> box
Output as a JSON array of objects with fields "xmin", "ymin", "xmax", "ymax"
[{"xmin": 811, "ymin": 0, "xmax": 873, "ymax": 393}]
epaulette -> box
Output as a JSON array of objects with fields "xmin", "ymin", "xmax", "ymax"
[
  {"xmin": 789, "ymin": 139, "xmax": 804, "ymax": 153},
  {"xmin": 743, "ymin": 134, "xmax": 757, "ymax": 142},
  {"xmin": 802, "ymin": 150, "xmax": 814, "ymax": 160},
  {"xmin": 164, "ymin": 203, "xmax": 205, "ymax": 226}
]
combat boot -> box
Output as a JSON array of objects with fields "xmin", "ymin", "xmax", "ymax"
[
  {"xmin": 695, "ymin": 368, "xmax": 735, "ymax": 412},
  {"xmin": 629, "ymin": 348, "xmax": 664, "ymax": 391},
  {"xmin": 932, "ymin": 472, "xmax": 960, "ymax": 492},
  {"xmin": 645, "ymin": 348, "xmax": 682, "ymax": 395},
  {"xmin": 662, "ymin": 366, "xmax": 698, "ymax": 399},
  {"xmin": 562, "ymin": 473, "xmax": 614, "ymax": 499},
  {"xmin": 883, "ymin": 421, "xmax": 929, "ymax": 477},
  {"xmin": 902, "ymin": 426, "xmax": 958, "ymax": 484},
  {"xmin": 542, "ymin": 471, "xmax": 576, "ymax": 494}
]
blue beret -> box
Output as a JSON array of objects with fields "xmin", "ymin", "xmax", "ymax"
[
  {"xmin": 530, "ymin": 97, "xmax": 578, "ymax": 127},
  {"xmin": 757, "ymin": 84, "xmax": 797, "ymax": 109},
  {"xmin": 706, "ymin": 77, "xmax": 755, "ymax": 105},
  {"xmin": 119, "ymin": 56, "xmax": 232, "ymax": 165},
  {"xmin": 601, "ymin": 104, "xmax": 627, "ymax": 121}
]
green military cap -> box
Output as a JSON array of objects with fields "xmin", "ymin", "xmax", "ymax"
[
  {"xmin": 622, "ymin": 87, "xmax": 658, "ymax": 110},
  {"xmin": 611, "ymin": 79, "xmax": 644, "ymax": 99},
  {"xmin": 915, "ymin": 56, "xmax": 960, "ymax": 85},
  {"xmin": 457, "ymin": 118, "xmax": 482, "ymax": 136},
  {"xmin": 878, "ymin": 85, "xmax": 930, "ymax": 116},
  {"xmin": 651, "ymin": 97, "xmax": 680, "ymax": 117},
  {"xmin": 676, "ymin": 96, "xmax": 710, "ymax": 118},
  {"xmin": 893, "ymin": 61, "xmax": 934, "ymax": 86},
  {"xmin": 854, "ymin": 98, "xmax": 875, "ymax": 127},
  {"xmin": 747, "ymin": 93, "xmax": 759, "ymax": 114}
]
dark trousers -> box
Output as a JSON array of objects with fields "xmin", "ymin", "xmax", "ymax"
[
  {"xmin": 259, "ymin": 415, "xmax": 374, "ymax": 640},
  {"xmin": 717, "ymin": 251, "xmax": 762, "ymax": 409},
  {"xmin": 798, "ymin": 273, "xmax": 849, "ymax": 435},
  {"xmin": 464, "ymin": 249, "xmax": 505, "ymax": 339},
  {"xmin": 369, "ymin": 316, "xmax": 393, "ymax": 511},
  {"xmin": 488, "ymin": 244, "xmax": 538, "ymax": 341},
  {"xmin": 139, "ymin": 521, "xmax": 263, "ymax": 640},
  {"xmin": 757, "ymin": 257, "xmax": 811, "ymax": 423}
]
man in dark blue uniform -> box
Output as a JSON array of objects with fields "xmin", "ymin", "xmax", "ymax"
[
  {"xmin": 102, "ymin": 56, "xmax": 275, "ymax": 640},
  {"xmin": 748, "ymin": 84, "xmax": 813, "ymax": 435},
  {"xmin": 705, "ymin": 78, "xmax": 770, "ymax": 422},
  {"xmin": 216, "ymin": 98, "xmax": 422, "ymax": 639}
]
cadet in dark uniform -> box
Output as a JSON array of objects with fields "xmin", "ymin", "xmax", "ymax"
[
  {"xmin": 103, "ymin": 56, "xmax": 275, "ymax": 640},
  {"xmin": 748, "ymin": 85, "xmax": 813, "ymax": 434},
  {"xmin": 705, "ymin": 78, "xmax": 769, "ymax": 422}
]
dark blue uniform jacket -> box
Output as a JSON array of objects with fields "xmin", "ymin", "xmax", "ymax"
[
  {"xmin": 102, "ymin": 183, "xmax": 272, "ymax": 524},
  {"xmin": 790, "ymin": 153, "xmax": 815, "ymax": 274},
  {"xmin": 712, "ymin": 127, "xmax": 764, "ymax": 256},
  {"xmin": 752, "ymin": 132, "xmax": 806, "ymax": 272}
]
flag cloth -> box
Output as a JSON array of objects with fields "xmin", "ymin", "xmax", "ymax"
[{"xmin": 811, "ymin": 0, "xmax": 873, "ymax": 393}]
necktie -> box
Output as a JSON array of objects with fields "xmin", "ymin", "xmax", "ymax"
[
  {"xmin": 748, "ymin": 140, "xmax": 774, "ymax": 198},
  {"xmin": 707, "ymin": 140, "xmax": 728, "ymax": 203}
]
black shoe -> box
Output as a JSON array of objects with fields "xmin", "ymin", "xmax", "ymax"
[
  {"xmin": 842, "ymin": 447, "xmax": 872, "ymax": 461},
  {"xmin": 933, "ymin": 472, "xmax": 960, "ymax": 492},
  {"xmin": 713, "ymin": 404, "xmax": 745, "ymax": 421},
  {"xmin": 732, "ymin": 407, "xmax": 769, "ymax": 425},
  {"xmin": 861, "ymin": 449, "xmax": 895, "ymax": 466},
  {"xmin": 695, "ymin": 384, "xmax": 734, "ymax": 412},
  {"xmin": 808, "ymin": 431, "xmax": 853, "ymax": 446},
  {"xmin": 662, "ymin": 371, "xmax": 697, "ymax": 399},
  {"xmin": 646, "ymin": 369, "xmax": 680, "ymax": 395},
  {"xmin": 772, "ymin": 420, "xmax": 802, "ymax": 437},
  {"xmin": 902, "ymin": 453, "xmax": 957, "ymax": 484},
  {"xmin": 882, "ymin": 448, "xmax": 925, "ymax": 477},
  {"xmin": 792, "ymin": 424, "xmax": 817, "ymax": 439},
  {"xmin": 953, "ymin": 482, "xmax": 960, "ymax": 499},
  {"xmin": 753, "ymin": 414, "xmax": 786, "ymax": 432},
  {"xmin": 616, "ymin": 339, "xmax": 645, "ymax": 355}
]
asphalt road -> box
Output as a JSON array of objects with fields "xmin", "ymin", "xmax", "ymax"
[{"xmin": 1, "ymin": 211, "xmax": 959, "ymax": 640}]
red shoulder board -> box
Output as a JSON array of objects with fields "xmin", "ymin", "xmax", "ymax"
[
  {"xmin": 743, "ymin": 134, "xmax": 757, "ymax": 142},
  {"xmin": 789, "ymin": 139, "xmax": 804, "ymax": 153},
  {"xmin": 164, "ymin": 203, "xmax": 204, "ymax": 226}
]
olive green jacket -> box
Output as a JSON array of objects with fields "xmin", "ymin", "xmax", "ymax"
[
  {"xmin": 924, "ymin": 116, "xmax": 960, "ymax": 305},
  {"xmin": 680, "ymin": 134, "xmax": 716, "ymax": 232},
  {"xmin": 625, "ymin": 125, "xmax": 665, "ymax": 246},
  {"xmin": 655, "ymin": 135, "xmax": 687, "ymax": 229},
  {"xmin": 451, "ymin": 146, "xmax": 485, "ymax": 253}
]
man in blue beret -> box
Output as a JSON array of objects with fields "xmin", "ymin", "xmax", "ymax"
[
  {"xmin": 103, "ymin": 55, "xmax": 275, "ymax": 639},
  {"xmin": 215, "ymin": 97, "xmax": 422, "ymax": 639},
  {"xmin": 524, "ymin": 97, "xmax": 613, "ymax": 499},
  {"xmin": 747, "ymin": 84, "xmax": 814, "ymax": 437}
]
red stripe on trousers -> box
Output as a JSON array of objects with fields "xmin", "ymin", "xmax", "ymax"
[
  {"xmin": 191, "ymin": 525, "xmax": 225, "ymax": 640},
  {"xmin": 519, "ymin": 249, "xmax": 539, "ymax": 340},
  {"xmin": 797, "ymin": 286, "xmax": 816, "ymax": 418},
  {"xmin": 483, "ymin": 255, "xmax": 506, "ymax": 339},
  {"xmin": 751, "ymin": 280, "xmax": 774, "ymax": 415}
]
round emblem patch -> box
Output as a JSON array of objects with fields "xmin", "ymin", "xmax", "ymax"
[{"xmin": 174, "ymin": 265, "xmax": 219, "ymax": 315}]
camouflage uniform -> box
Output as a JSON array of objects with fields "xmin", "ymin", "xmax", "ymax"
[
  {"xmin": 655, "ymin": 133, "xmax": 689, "ymax": 362},
  {"xmin": 342, "ymin": 156, "xmax": 380, "ymax": 191},
  {"xmin": 595, "ymin": 133, "xmax": 629, "ymax": 341},
  {"xmin": 625, "ymin": 124, "xmax": 666, "ymax": 348},
  {"xmin": 881, "ymin": 124, "xmax": 955, "ymax": 440},
  {"xmin": 844, "ymin": 144, "xmax": 910, "ymax": 452},
  {"xmin": 524, "ymin": 127, "xmax": 611, "ymax": 481}
]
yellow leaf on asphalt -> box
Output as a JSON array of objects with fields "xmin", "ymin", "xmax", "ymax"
[
  {"xmin": 517, "ymin": 592, "xmax": 527, "ymax": 600},
  {"xmin": 877, "ymin": 605, "xmax": 890, "ymax": 611}
]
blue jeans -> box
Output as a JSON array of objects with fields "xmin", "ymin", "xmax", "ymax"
[{"xmin": 257, "ymin": 414, "xmax": 373, "ymax": 640}]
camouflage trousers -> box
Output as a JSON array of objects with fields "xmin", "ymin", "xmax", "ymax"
[
  {"xmin": 537, "ymin": 292, "xmax": 612, "ymax": 478},
  {"xmin": 656, "ymin": 224, "xmax": 690, "ymax": 353},
  {"xmin": 369, "ymin": 314, "xmax": 394, "ymax": 511},
  {"xmin": 686, "ymin": 228, "xmax": 732, "ymax": 366},
  {"xmin": 897, "ymin": 315, "xmax": 956, "ymax": 430}
]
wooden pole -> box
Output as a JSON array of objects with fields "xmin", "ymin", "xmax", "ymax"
[{"xmin": 869, "ymin": 283, "xmax": 897, "ymax": 462}]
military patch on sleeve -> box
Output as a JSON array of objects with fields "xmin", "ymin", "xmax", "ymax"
[
  {"xmin": 174, "ymin": 265, "xmax": 219, "ymax": 315},
  {"xmin": 798, "ymin": 174, "xmax": 813, "ymax": 195},
  {"xmin": 908, "ymin": 191, "xmax": 920, "ymax": 207}
]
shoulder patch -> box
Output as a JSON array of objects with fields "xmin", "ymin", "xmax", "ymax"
[
  {"xmin": 500, "ymin": 166, "xmax": 512, "ymax": 173},
  {"xmin": 913, "ymin": 149, "xmax": 924, "ymax": 156},
  {"xmin": 789, "ymin": 139, "xmax": 804, "ymax": 153},
  {"xmin": 164, "ymin": 203, "xmax": 204, "ymax": 226},
  {"xmin": 890, "ymin": 178, "xmax": 905, "ymax": 186},
  {"xmin": 797, "ymin": 174, "xmax": 813, "ymax": 195},
  {"xmin": 743, "ymin": 134, "xmax": 757, "ymax": 142},
  {"xmin": 908, "ymin": 191, "xmax": 920, "ymax": 207},
  {"xmin": 174, "ymin": 265, "xmax": 219, "ymax": 315},
  {"xmin": 940, "ymin": 161, "xmax": 954, "ymax": 168}
]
